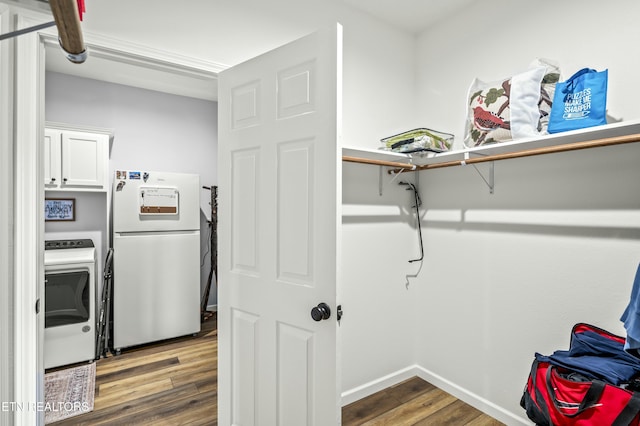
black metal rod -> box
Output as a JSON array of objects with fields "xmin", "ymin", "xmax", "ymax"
[
  {"xmin": 0, "ymin": 21, "xmax": 56, "ymax": 41},
  {"xmin": 400, "ymin": 182, "xmax": 424, "ymax": 263},
  {"xmin": 201, "ymin": 185, "xmax": 218, "ymax": 321}
]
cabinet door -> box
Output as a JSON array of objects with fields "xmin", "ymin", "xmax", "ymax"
[
  {"xmin": 43, "ymin": 129, "xmax": 61, "ymax": 188},
  {"xmin": 60, "ymin": 131, "xmax": 107, "ymax": 189}
]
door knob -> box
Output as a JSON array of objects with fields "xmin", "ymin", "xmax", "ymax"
[{"xmin": 311, "ymin": 302, "xmax": 331, "ymax": 321}]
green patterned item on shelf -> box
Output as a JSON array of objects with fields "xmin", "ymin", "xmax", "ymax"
[{"xmin": 381, "ymin": 128, "xmax": 453, "ymax": 153}]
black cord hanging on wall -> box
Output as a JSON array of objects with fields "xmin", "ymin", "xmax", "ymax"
[{"xmin": 399, "ymin": 181, "xmax": 424, "ymax": 263}]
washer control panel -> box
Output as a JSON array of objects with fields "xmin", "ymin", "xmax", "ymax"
[{"xmin": 44, "ymin": 239, "xmax": 95, "ymax": 250}]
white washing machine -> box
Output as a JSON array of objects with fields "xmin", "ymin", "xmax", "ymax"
[{"xmin": 44, "ymin": 239, "xmax": 96, "ymax": 369}]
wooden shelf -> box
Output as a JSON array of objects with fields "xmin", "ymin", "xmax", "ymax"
[{"xmin": 342, "ymin": 120, "xmax": 640, "ymax": 171}]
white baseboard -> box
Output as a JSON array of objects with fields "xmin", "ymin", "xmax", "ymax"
[
  {"xmin": 341, "ymin": 364, "xmax": 531, "ymax": 425},
  {"xmin": 341, "ymin": 365, "xmax": 418, "ymax": 406},
  {"xmin": 413, "ymin": 365, "xmax": 530, "ymax": 426},
  {"xmin": 206, "ymin": 304, "xmax": 217, "ymax": 312}
]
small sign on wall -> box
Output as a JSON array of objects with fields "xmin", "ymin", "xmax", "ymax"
[{"xmin": 45, "ymin": 198, "xmax": 75, "ymax": 221}]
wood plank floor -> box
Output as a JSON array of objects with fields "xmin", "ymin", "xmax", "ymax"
[
  {"xmin": 342, "ymin": 378, "xmax": 504, "ymax": 426},
  {"xmin": 49, "ymin": 316, "xmax": 504, "ymax": 425}
]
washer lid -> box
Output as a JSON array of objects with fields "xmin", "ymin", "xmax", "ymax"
[{"xmin": 44, "ymin": 247, "xmax": 96, "ymax": 266}]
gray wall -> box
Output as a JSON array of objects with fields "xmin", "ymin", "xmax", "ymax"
[{"xmin": 45, "ymin": 71, "xmax": 219, "ymax": 310}]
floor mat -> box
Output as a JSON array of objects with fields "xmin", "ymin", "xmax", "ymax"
[{"xmin": 44, "ymin": 362, "xmax": 95, "ymax": 424}]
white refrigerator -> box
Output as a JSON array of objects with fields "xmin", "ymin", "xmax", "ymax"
[{"xmin": 112, "ymin": 170, "xmax": 201, "ymax": 350}]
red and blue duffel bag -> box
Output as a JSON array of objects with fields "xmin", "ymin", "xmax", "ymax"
[{"xmin": 521, "ymin": 323, "xmax": 640, "ymax": 425}]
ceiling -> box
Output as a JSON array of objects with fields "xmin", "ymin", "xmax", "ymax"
[
  {"xmin": 344, "ymin": 0, "xmax": 475, "ymax": 34},
  {"xmin": 44, "ymin": 0, "xmax": 473, "ymax": 101}
]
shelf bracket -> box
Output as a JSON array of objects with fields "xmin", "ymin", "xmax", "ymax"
[
  {"xmin": 461, "ymin": 153, "xmax": 494, "ymax": 194},
  {"xmin": 379, "ymin": 165, "xmax": 411, "ymax": 196},
  {"xmin": 471, "ymin": 162, "xmax": 494, "ymax": 194}
]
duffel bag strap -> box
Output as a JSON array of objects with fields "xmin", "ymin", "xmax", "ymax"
[
  {"xmin": 546, "ymin": 365, "xmax": 606, "ymax": 417},
  {"xmin": 526, "ymin": 359, "xmax": 552, "ymax": 424},
  {"xmin": 613, "ymin": 391, "xmax": 640, "ymax": 426}
]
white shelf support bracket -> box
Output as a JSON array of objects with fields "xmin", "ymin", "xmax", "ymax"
[
  {"xmin": 471, "ymin": 162, "xmax": 494, "ymax": 194},
  {"xmin": 460, "ymin": 152, "xmax": 494, "ymax": 194}
]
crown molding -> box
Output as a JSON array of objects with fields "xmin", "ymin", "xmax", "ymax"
[
  {"xmin": 41, "ymin": 30, "xmax": 228, "ymax": 80},
  {"xmin": 41, "ymin": 29, "xmax": 225, "ymax": 101},
  {"xmin": 3, "ymin": 1, "xmax": 226, "ymax": 100}
]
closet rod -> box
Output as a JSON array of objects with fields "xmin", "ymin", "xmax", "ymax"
[
  {"xmin": 342, "ymin": 155, "xmax": 417, "ymax": 170},
  {"xmin": 370, "ymin": 132, "xmax": 640, "ymax": 174}
]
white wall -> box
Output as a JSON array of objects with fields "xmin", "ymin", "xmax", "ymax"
[
  {"xmin": 415, "ymin": 147, "xmax": 640, "ymax": 423},
  {"xmin": 44, "ymin": 191, "xmax": 108, "ymax": 286},
  {"xmin": 45, "ymin": 72, "xmax": 218, "ymax": 201},
  {"xmin": 416, "ymin": 0, "xmax": 640, "ymax": 147},
  {"xmin": 80, "ymin": 0, "xmax": 420, "ymax": 149},
  {"xmin": 339, "ymin": 13, "xmax": 418, "ymax": 147},
  {"xmin": 341, "ymin": 163, "xmax": 421, "ymax": 399},
  {"xmin": 45, "ymin": 71, "xmax": 219, "ymax": 309},
  {"xmin": 410, "ymin": 0, "xmax": 640, "ymax": 423}
]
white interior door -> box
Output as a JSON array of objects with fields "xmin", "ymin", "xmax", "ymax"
[{"xmin": 218, "ymin": 24, "xmax": 342, "ymax": 425}]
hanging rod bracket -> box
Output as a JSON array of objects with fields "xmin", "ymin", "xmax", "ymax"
[{"xmin": 379, "ymin": 166, "xmax": 408, "ymax": 196}]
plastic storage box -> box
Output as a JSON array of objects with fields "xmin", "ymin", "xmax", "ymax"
[{"xmin": 381, "ymin": 128, "xmax": 453, "ymax": 153}]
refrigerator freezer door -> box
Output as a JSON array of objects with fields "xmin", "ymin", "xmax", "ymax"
[
  {"xmin": 113, "ymin": 171, "xmax": 200, "ymax": 233},
  {"xmin": 113, "ymin": 231, "xmax": 201, "ymax": 349}
]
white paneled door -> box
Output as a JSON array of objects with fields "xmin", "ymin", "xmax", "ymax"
[{"xmin": 218, "ymin": 24, "xmax": 342, "ymax": 425}]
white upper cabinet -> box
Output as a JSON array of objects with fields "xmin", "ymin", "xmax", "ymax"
[
  {"xmin": 44, "ymin": 125, "xmax": 111, "ymax": 192},
  {"xmin": 44, "ymin": 128, "xmax": 62, "ymax": 188}
]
